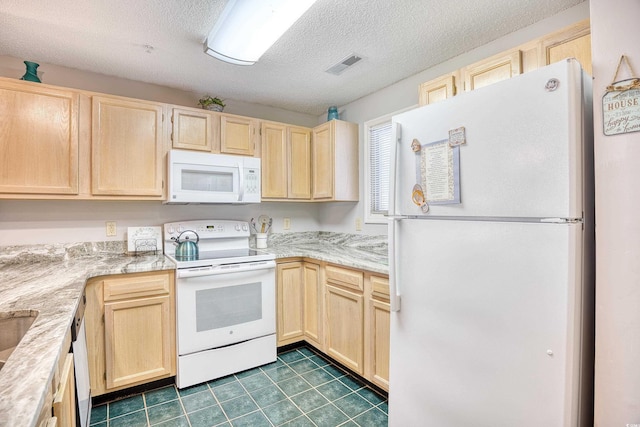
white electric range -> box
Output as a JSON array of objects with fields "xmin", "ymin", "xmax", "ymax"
[{"xmin": 164, "ymin": 220, "xmax": 276, "ymax": 389}]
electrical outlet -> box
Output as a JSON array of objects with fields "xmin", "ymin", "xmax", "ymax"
[
  {"xmin": 105, "ymin": 221, "xmax": 117, "ymax": 237},
  {"xmin": 355, "ymin": 217, "xmax": 362, "ymax": 231},
  {"xmin": 283, "ymin": 218, "xmax": 291, "ymax": 230}
]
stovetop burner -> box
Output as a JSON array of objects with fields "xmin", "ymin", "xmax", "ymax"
[{"xmin": 163, "ymin": 220, "xmax": 275, "ymax": 269}]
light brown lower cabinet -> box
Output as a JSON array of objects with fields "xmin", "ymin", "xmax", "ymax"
[
  {"xmin": 302, "ymin": 262, "xmax": 323, "ymax": 349},
  {"xmin": 365, "ymin": 275, "xmax": 390, "ymax": 391},
  {"xmin": 276, "ymin": 260, "xmax": 322, "ymax": 347},
  {"xmin": 275, "ymin": 261, "xmax": 389, "ymax": 391},
  {"xmin": 276, "ymin": 262, "xmax": 305, "ymax": 344},
  {"xmin": 85, "ymin": 270, "xmax": 176, "ymax": 396},
  {"xmin": 52, "ymin": 353, "xmax": 76, "ymax": 427},
  {"xmin": 35, "ymin": 330, "xmax": 74, "ymax": 427},
  {"xmin": 325, "ymin": 284, "xmax": 364, "ymax": 375}
]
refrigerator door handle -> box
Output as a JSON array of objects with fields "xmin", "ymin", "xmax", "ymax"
[
  {"xmin": 387, "ymin": 122, "xmax": 402, "ymax": 312},
  {"xmin": 388, "ymin": 217, "xmax": 401, "ymax": 312},
  {"xmin": 387, "ymin": 122, "xmax": 401, "ymax": 218}
]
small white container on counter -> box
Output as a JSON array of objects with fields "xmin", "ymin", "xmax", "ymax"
[{"xmin": 256, "ymin": 233, "xmax": 268, "ymax": 249}]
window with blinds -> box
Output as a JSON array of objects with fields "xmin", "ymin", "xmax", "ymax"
[
  {"xmin": 364, "ymin": 107, "xmax": 414, "ymax": 223},
  {"xmin": 368, "ymin": 121, "xmax": 391, "ymax": 216}
]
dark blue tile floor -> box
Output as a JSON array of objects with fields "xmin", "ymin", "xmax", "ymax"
[{"xmin": 89, "ymin": 346, "xmax": 388, "ymax": 426}]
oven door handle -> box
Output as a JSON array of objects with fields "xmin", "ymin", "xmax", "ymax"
[{"xmin": 177, "ymin": 260, "xmax": 276, "ymax": 278}]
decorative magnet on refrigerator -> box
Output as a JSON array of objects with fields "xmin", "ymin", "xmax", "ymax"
[
  {"xmin": 448, "ymin": 126, "xmax": 466, "ymax": 146},
  {"xmin": 411, "ymin": 138, "xmax": 422, "ymax": 152},
  {"xmin": 411, "ymin": 184, "xmax": 429, "ymax": 213}
]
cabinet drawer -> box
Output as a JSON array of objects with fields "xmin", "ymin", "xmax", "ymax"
[
  {"xmin": 371, "ymin": 275, "xmax": 390, "ymax": 300},
  {"xmin": 103, "ymin": 272, "xmax": 170, "ymax": 302},
  {"xmin": 325, "ymin": 265, "xmax": 363, "ymax": 292}
]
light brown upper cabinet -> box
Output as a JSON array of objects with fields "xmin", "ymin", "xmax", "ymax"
[
  {"xmin": 288, "ymin": 126, "xmax": 312, "ymax": 199},
  {"xmin": 220, "ymin": 113, "xmax": 259, "ymax": 156},
  {"xmin": 462, "ymin": 50, "xmax": 522, "ymax": 92},
  {"xmin": 261, "ymin": 121, "xmax": 312, "ymax": 200},
  {"xmin": 541, "ymin": 19, "xmax": 592, "ymax": 76},
  {"xmin": 418, "ymin": 20, "xmax": 591, "ymax": 105},
  {"xmin": 261, "ymin": 122, "xmax": 288, "ymax": 199},
  {"xmin": 171, "ymin": 106, "xmax": 214, "ymax": 152},
  {"xmin": 311, "ymin": 120, "xmax": 359, "ymax": 201},
  {"xmin": 91, "ymin": 96, "xmax": 164, "ymax": 197},
  {"xmin": 0, "ymin": 79, "xmax": 79, "ymax": 195},
  {"xmin": 418, "ymin": 73, "xmax": 458, "ymax": 106}
]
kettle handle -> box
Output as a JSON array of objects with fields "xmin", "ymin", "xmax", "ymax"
[{"xmin": 176, "ymin": 230, "xmax": 200, "ymax": 243}]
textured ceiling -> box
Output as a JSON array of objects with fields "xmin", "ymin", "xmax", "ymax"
[{"xmin": 0, "ymin": 0, "xmax": 584, "ymax": 116}]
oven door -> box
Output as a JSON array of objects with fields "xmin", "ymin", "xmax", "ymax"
[{"xmin": 176, "ymin": 261, "xmax": 276, "ymax": 355}]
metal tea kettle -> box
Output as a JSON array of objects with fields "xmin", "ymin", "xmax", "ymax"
[{"xmin": 172, "ymin": 230, "xmax": 199, "ymax": 260}]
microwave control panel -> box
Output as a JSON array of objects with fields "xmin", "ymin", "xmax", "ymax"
[{"xmin": 244, "ymin": 168, "xmax": 259, "ymax": 194}]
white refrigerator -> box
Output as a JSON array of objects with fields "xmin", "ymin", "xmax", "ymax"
[{"xmin": 387, "ymin": 59, "xmax": 594, "ymax": 427}]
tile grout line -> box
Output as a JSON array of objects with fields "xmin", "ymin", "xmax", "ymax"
[{"xmin": 173, "ymin": 385, "xmax": 194, "ymax": 427}]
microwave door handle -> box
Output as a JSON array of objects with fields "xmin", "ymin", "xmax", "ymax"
[{"xmin": 237, "ymin": 162, "xmax": 244, "ymax": 202}]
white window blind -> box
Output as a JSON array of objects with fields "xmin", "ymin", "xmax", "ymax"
[{"xmin": 368, "ymin": 121, "xmax": 392, "ymax": 216}]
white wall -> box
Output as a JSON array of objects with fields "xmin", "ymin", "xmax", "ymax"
[
  {"xmin": 318, "ymin": 2, "xmax": 590, "ymax": 235},
  {"xmin": 590, "ymin": 0, "xmax": 640, "ymax": 425},
  {"xmin": 0, "ymin": 201, "xmax": 319, "ymax": 246}
]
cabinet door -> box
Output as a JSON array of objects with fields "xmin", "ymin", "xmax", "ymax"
[
  {"xmin": 418, "ymin": 74, "xmax": 457, "ymax": 106},
  {"xmin": 541, "ymin": 20, "xmax": 592, "ymax": 76},
  {"xmin": 171, "ymin": 107, "xmax": 213, "ymax": 151},
  {"xmin": 288, "ymin": 126, "xmax": 312, "ymax": 199},
  {"xmin": 91, "ymin": 96, "xmax": 164, "ymax": 197},
  {"xmin": 311, "ymin": 121, "xmax": 334, "ymax": 199},
  {"xmin": 52, "ymin": 354, "xmax": 76, "ymax": 427},
  {"xmin": 303, "ymin": 262, "xmax": 322, "ymax": 348},
  {"xmin": 261, "ymin": 122, "xmax": 288, "ymax": 198},
  {"xmin": 462, "ymin": 50, "xmax": 522, "ymax": 91},
  {"xmin": 277, "ymin": 262, "xmax": 304, "ymax": 345},
  {"xmin": 368, "ymin": 298, "xmax": 390, "ymax": 391},
  {"xmin": 325, "ymin": 284, "xmax": 364, "ymax": 374},
  {"xmin": 104, "ymin": 295, "xmax": 173, "ymax": 389},
  {"xmin": 220, "ymin": 114, "xmax": 256, "ymax": 156},
  {"xmin": 0, "ymin": 81, "xmax": 79, "ymax": 195}
]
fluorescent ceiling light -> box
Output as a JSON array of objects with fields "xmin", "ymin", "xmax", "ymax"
[{"xmin": 204, "ymin": 0, "xmax": 317, "ymax": 66}]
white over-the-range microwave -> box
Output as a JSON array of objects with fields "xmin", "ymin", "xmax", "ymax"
[{"xmin": 165, "ymin": 149, "xmax": 261, "ymax": 204}]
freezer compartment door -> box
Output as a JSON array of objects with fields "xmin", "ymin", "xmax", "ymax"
[
  {"xmin": 391, "ymin": 59, "xmax": 590, "ymax": 219},
  {"xmin": 388, "ymin": 219, "xmax": 592, "ymax": 427}
]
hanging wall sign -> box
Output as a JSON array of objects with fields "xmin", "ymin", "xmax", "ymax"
[{"xmin": 603, "ymin": 55, "xmax": 640, "ymax": 136}]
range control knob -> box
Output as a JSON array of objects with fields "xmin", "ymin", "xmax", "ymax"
[
  {"xmin": 242, "ymin": 224, "xmax": 248, "ymax": 231},
  {"xmin": 235, "ymin": 224, "xmax": 241, "ymax": 231}
]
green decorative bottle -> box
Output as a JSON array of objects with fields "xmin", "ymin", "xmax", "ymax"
[{"xmin": 20, "ymin": 61, "xmax": 41, "ymax": 83}]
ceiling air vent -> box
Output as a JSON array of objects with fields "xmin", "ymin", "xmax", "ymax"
[{"xmin": 325, "ymin": 54, "xmax": 363, "ymax": 76}]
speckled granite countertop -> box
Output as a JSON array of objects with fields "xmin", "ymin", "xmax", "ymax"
[
  {"xmin": 0, "ymin": 242, "xmax": 175, "ymax": 427},
  {"xmin": 0, "ymin": 232, "xmax": 387, "ymax": 426},
  {"xmin": 257, "ymin": 232, "xmax": 389, "ymax": 275}
]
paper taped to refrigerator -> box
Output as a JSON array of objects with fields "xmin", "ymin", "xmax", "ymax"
[{"xmin": 416, "ymin": 139, "xmax": 460, "ymax": 205}]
